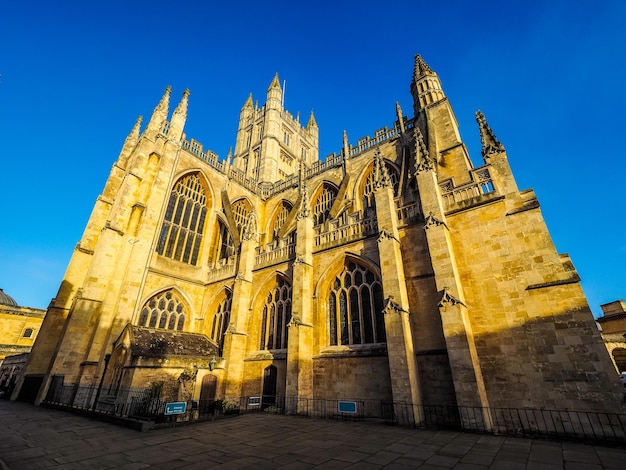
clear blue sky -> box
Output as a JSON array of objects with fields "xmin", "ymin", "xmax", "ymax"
[{"xmin": 1, "ymin": 1, "xmax": 624, "ymax": 316}]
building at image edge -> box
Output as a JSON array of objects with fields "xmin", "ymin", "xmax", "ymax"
[{"xmin": 13, "ymin": 55, "xmax": 625, "ymax": 418}]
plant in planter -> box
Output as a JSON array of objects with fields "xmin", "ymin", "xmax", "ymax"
[{"xmin": 221, "ymin": 399, "xmax": 240, "ymax": 415}]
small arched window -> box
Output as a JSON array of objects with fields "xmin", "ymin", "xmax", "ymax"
[
  {"xmin": 232, "ymin": 199, "xmax": 251, "ymax": 236},
  {"xmin": 329, "ymin": 261, "xmax": 385, "ymax": 346},
  {"xmin": 271, "ymin": 201, "xmax": 292, "ymax": 240},
  {"xmin": 260, "ymin": 278, "xmax": 292, "ymax": 350},
  {"xmin": 156, "ymin": 173, "xmax": 207, "ymax": 265},
  {"xmin": 138, "ymin": 290, "xmax": 186, "ymax": 331},
  {"xmin": 313, "ymin": 184, "xmax": 338, "ymax": 226},
  {"xmin": 215, "ymin": 219, "xmax": 235, "ymax": 262}
]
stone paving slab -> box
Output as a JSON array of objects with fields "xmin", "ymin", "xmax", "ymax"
[{"xmin": 1, "ymin": 400, "xmax": 625, "ymax": 469}]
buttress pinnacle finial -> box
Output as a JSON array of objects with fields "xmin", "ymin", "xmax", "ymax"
[
  {"xmin": 373, "ymin": 149, "xmax": 392, "ymax": 190},
  {"xmin": 128, "ymin": 115, "xmax": 142, "ymax": 141},
  {"xmin": 476, "ymin": 110, "xmax": 505, "ymax": 159},
  {"xmin": 168, "ymin": 89, "xmax": 190, "ymax": 142},
  {"xmin": 413, "ymin": 126, "xmax": 434, "ymax": 174},
  {"xmin": 145, "ymin": 86, "xmax": 171, "ymax": 136},
  {"xmin": 395, "ymin": 102, "xmax": 405, "ymax": 134}
]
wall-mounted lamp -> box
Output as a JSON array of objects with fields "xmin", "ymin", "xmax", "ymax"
[{"xmin": 209, "ymin": 356, "xmax": 217, "ymax": 371}]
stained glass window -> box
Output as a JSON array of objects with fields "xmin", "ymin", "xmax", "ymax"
[
  {"xmin": 328, "ymin": 261, "xmax": 385, "ymax": 345},
  {"xmin": 156, "ymin": 174, "xmax": 207, "ymax": 265}
]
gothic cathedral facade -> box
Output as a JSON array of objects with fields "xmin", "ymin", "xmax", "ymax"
[{"xmin": 14, "ymin": 55, "xmax": 624, "ymax": 417}]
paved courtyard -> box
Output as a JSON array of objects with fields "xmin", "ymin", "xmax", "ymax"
[{"xmin": 0, "ymin": 400, "xmax": 625, "ymax": 469}]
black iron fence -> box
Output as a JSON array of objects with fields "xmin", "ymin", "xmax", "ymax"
[{"xmin": 41, "ymin": 378, "xmax": 626, "ymax": 444}]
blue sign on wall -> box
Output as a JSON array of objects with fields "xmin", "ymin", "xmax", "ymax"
[
  {"xmin": 164, "ymin": 401, "xmax": 187, "ymax": 415},
  {"xmin": 338, "ymin": 401, "xmax": 357, "ymax": 413}
]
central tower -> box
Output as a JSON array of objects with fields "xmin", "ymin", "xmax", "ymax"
[{"xmin": 232, "ymin": 74, "xmax": 319, "ymax": 183}]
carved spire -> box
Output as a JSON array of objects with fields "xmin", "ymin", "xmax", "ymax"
[
  {"xmin": 306, "ymin": 109, "xmax": 317, "ymax": 129},
  {"xmin": 297, "ymin": 180, "xmax": 311, "ymax": 220},
  {"xmin": 145, "ymin": 86, "xmax": 171, "ymax": 136},
  {"xmin": 410, "ymin": 54, "xmax": 444, "ymax": 113},
  {"xmin": 413, "ymin": 54, "xmax": 433, "ymax": 79},
  {"xmin": 395, "ymin": 102, "xmax": 405, "ymax": 134},
  {"xmin": 373, "ymin": 149, "xmax": 392, "ymax": 190},
  {"xmin": 118, "ymin": 116, "xmax": 143, "ymax": 167},
  {"xmin": 268, "ymin": 72, "xmax": 281, "ymax": 90},
  {"xmin": 242, "ymin": 93, "xmax": 253, "ymax": 110},
  {"xmin": 266, "ymin": 73, "xmax": 283, "ymax": 110},
  {"xmin": 476, "ymin": 110, "xmax": 505, "ymax": 159},
  {"xmin": 413, "ymin": 126, "xmax": 434, "ymax": 174},
  {"xmin": 126, "ymin": 115, "xmax": 142, "ymax": 143},
  {"xmin": 342, "ymin": 130, "xmax": 350, "ymax": 159},
  {"xmin": 168, "ymin": 89, "xmax": 190, "ymax": 142}
]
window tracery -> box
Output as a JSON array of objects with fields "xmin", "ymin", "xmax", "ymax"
[
  {"xmin": 156, "ymin": 173, "xmax": 207, "ymax": 265},
  {"xmin": 232, "ymin": 199, "xmax": 251, "ymax": 236},
  {"xmin": 260, "ymin": 278, "xmax": 292, "ymax": 350},
  {"xmin": 313, "ymin": 184, "xmax": 338, "ymax": 226},
  {"xmin": 271, "ymin": 201, "xmax": 292, "ymax": 240},
  {"xmin": 138, "ymin": 290, "xmax": 186, "ymax": 331},
  {"xmin": 362, "ymin": 163, "xmax": 399, "ymax": 210},
  {"xmin": 328, "ymin": 261, "xmax": 385, "ymax": 346}
]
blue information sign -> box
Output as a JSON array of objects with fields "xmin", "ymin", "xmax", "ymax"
[
  {"xmin": 338, "ymin": 401, "xmax": 357, "ymax": 413},
  {"xmin": 164, "ymin": 401, "xmax": 187, "ymax": 415}
]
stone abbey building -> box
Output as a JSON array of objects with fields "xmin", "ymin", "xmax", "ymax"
[{"xmin": 14, "ymin": 55, "xmax": 624, "ymax": 418}]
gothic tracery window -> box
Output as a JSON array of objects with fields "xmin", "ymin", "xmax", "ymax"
[
  {"xmin": 362, "ymin": 163, "xmax": 399, "ymax": 211},
  {"xmin": 271, "ymin": 201, "xmax": 292, "ymax": 240},
  {"xmin": 328, "ymin": 261, "xmax": 385, "ymax": 346},
  {"xmin": 260, "ymin": 278, "xmax": 292, "ymax": 350},
  {"xmin": 313, "ymin": 184, "xmax": 338, "ymax": 226},
  {"xmin": 210, "ymin": 291, "xmax": 232, "ymax": 355},
  {"xmin": 232, "ymin": 199, "xmax": 251, "ymax": 236},
  {"xmin": 156, "ymin": 173, "xmax": 207, "ymax": 265},
  {"xmin": 138, "ymin": 290, "xmax": 186, "ymax": 331}
]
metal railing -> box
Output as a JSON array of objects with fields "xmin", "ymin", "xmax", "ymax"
[{"xmin": 41, "ymin": 379, "xmax": 626, "ymax": 444}]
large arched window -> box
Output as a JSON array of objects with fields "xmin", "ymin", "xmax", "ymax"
[
  {"xmin": 362, "ymin": 163, "xmax": 399, "ymax": 211},
  {"xmin": 156, "ymin": 173, "xmax": 207, "ymax": 265},
  {"xmin": 313, "ymin": 183, "xmax": 338, "ymax": 226},
  {"xmin": 271, "ymin": 201, "xmax": 292, "ymax": 240},
  {"xmin": 328, "ymin": 261, "xmax": 385, "ymax": 346},
  {"xmin": 210, "ymin": 291, "xmax": 232, "ymax": 355},
  {"xmin": 260, "ymin": 278, "xmax": 292, "ymax": 350},
  {"xmin": 138, "ymin": 290, "xmax": 186, "ymax": 331}
]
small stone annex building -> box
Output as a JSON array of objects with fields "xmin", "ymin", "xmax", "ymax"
[
  {"xmin": 597, "ymin": 300, "xmax": 626, "ymax": 374},
  {"xmin": 0, "ymin": 289, "xmax": 46, "ymax": 398},
  {"xmin": 13, "ymin": 55, "xmax": 625, "ymax": 418}
]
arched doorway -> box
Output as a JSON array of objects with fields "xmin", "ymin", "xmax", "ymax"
[
  {"xmin": 262, "ymin": 365, "xmax": 277, "ymax": 409},
  {"xmin": 199, "ymin": 374, "xmax": 217, "ymax": 415}
]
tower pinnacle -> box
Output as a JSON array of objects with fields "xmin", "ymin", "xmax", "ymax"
[
  {"xmin": 476, "ymin": 110, "xmax": 505, "ymax": 159},
  {"xmin": 410, "ymin": 54, "xmax": 445, "ymax": 114},
  {"xmin": 306, "ymin": 110, "xmax": 317, "ymax": 129},
  {"xmin": 168, "ymin": 89, "xmax": 190, "ymax": 142},
  {"xmin": 242, "ymin": 93, "xmax": 253, "ymax": 110},
  {"xmin": 145, "ymin": 86, "xmax": 171, "ymax": 137},
  {"xmin": 413, "ymin": 54, "xmax": 433, "ymax": 79},
  {"xmin": 266, "ymin": 73, "xmax": 283, "ymax": 110}
]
